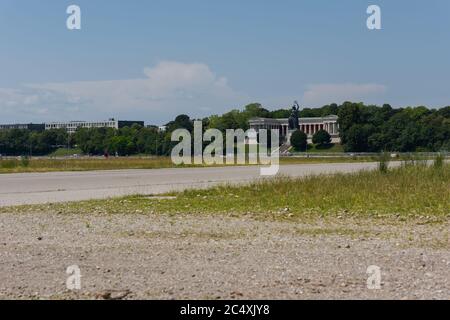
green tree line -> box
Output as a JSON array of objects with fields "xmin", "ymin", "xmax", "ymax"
[
  {"xmin": 0, "ymin": 129, "xmax": 69, "ymax": 156},
  {"xmin": 1, "ymin": 102, "xmax": 449, "ymax": 156},
  {"xmin": 337, "ymin": 102, "xmax": 450, "ymax": 152}
]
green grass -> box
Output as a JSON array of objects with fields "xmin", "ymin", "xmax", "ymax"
[
  {"xmin": 154, "ymin": 163, "xmax": 450, "ymax": 218},
  {"xmin": 307, "ymin": 143, "xmax": 344, "ymax": 153},
  {"xmin": 0, "ymin": 157, "xmax": 178, "ymax": 173},
  {"xmin": 48, "ymin": 148, "xmax": 83, "ymax": 157},
  {"xmin": 290, "ymin": 143, "xmax": 344, "ymax": 153},
  {"xmin": 0, "ymin": 156, "xmax": 380, "ymax": 174},
  {"xmin": 3, "ymin": 163, "xmax": 449, "ymax": 221}
]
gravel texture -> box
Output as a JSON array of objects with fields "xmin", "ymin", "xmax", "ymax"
[{"xmin": 0, "ymin": 212, "xmax": 449, "ymax": 300}]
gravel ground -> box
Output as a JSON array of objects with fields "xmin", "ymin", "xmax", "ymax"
[{"xmin": 0, "ymin": 212, "xmax": 449, "ymax": 300}]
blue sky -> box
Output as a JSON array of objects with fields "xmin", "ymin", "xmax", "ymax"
[{"xmin": 1, "ymin": 0, "xmax": 449, "ymax": 124}]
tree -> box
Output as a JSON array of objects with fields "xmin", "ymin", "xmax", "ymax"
[
  {"xmin": 343, "ymin": 124, "xmax": 375, "ymax": 152},
  {"xmin": 135, "ymin": 127, "xmax": 163, "ymax": 155},
  {"xmin": 312, "ymin": 130, "xmax": 331, "ymax": 146},
  {"xmin": 290, "ymin": 130, "xmax": 307, "ymax": 151},
  {"xmin": 270, "ymin": 109, "xmax": 291, "ymax": 118},
  {"xmin": 337, "ymin": 102, "xmax": 362, "ymax": 145},
  {"xmin": 166, "ymin": 114, "xmax": 193, "ymax": 132},
  {"xmin": 243, "ymin": 103, "xmax": 270, "ymax": 118},
  {"xmin": 73, "ymin": 127, "xmax": 115, "ymax": 155},
  {"xmin": 109, "ymin": 136, "xmax": 134, "ymax": 156}
]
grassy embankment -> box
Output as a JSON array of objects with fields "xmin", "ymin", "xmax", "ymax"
[
  {"xmin": 3, "ymin": 162, "xmax": 449, "ymax": 222},
  {"xmin": 305, "ymin": 143, "xmax": 345, "ymax": 153},
  {"xmin": 289, "ymin": 143, "xmax": 345, "ymax": 153},
  {"xmin": 48, "ymin": 148, "xmax": 83, "ymax": 157}
]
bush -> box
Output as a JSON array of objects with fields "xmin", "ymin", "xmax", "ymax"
[
  {"xmin": 290, "ymin": 130, "xmax": 307, "ymax": 151},
  {"xmin": 312, "ymin": 129, "xmax": 331, "ymax": 146}
]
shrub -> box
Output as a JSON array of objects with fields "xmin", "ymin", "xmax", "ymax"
[
  {"xmin": 290, "ymin": 130, "xmax": 307, "ymax": 151},
  {"xmin": 312, "ymin": 129, "xmax": 331, "ymax": 146}
]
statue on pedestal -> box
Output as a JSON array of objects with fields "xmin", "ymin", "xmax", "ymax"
[{"xmin": 288, "ymin": 101, "xmax": 300, "ymax": 130}]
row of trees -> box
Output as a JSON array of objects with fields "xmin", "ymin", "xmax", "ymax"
[
  {"xmin": 209, "ymin": 102, "xmax": 450, "ymax": 152},
  {"xmin": 0, "ymin": 125, "xmax": 171, "ymax": 157},
  {"xmin": 337, "ymin": 102, "xmax": 450, "ymax": 152},
  {"xmin": 1, "ymin": 102, "xmax": 449, "ymax": 156},
  {"xmin": 73, "ymin": 125, "xmax": 169, "ymax": 156},
  {"xmin": 0, "ymin": 115, "xmax": 199, "ymax": 156},
  {"xmin": 0, "ymin": 129, "xmax": 69, "ymax": 156}
]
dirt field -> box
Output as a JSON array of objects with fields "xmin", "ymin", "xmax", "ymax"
[{"xmin": 0, "ymin": 211, "xmax": 448, "ymax": 300}]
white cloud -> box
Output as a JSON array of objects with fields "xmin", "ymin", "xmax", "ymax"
[
  {"xmin": 0, "ymin": 66, "xmax": 389, "ymax": 124},
  {"xmin": 0, "ymin": 88, "xmax": 68, "ymax": 118},
  {"xmin": 301, "ymin": 83, "xmax": 387, "ymax": 107},
  {"xmin": 0, "ymin": 61, "xmax": 247, "ymax": 123}
]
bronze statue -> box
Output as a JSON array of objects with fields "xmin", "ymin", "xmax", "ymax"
[{"xmin": 288, "ymin": 101, "xmax": 300, "ymax": 130}]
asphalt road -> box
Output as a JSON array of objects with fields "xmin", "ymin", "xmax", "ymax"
[{"xmin": 0, "ymin": 162, "xmax": 387, "ymax": 207}]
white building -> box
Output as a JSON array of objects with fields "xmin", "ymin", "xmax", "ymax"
[
  {"xmin": 45, "ymin": 119, "xmax": 144, "ymax": 134},
  {"xmin": 248, "ymin": 115, "xmax": 340, "ymax": 143}
]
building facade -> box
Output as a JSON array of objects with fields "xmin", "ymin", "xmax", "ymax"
[
  {"xmin": 0, "ymin": 123, "xmax": 45, "ymax": 131},
  {"xmin": 45, "ymin": 119, "xmax": 144, "ymax": 134},
  {"xmin": 248, "ymin": 115, "xmax": 340, "ymax": 143}
]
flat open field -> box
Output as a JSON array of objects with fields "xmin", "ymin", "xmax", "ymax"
[
  {"xmin": 0, "ymin": 164, "xmax": 448, "ymax": 300},
  {"xmin": 0, "ymin": 156, "xmax": 381, "ymax": 174}
]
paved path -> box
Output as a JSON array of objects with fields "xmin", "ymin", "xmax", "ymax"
[{"xmin": 0, "ymin": 162, "xmax": 387, "ymax": 207}]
